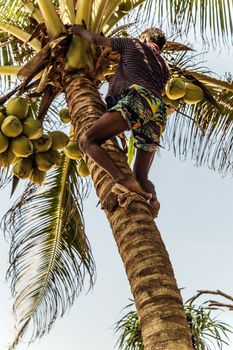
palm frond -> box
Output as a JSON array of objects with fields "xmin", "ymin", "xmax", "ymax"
[
  {"xmin": 1, "ymin": 154, "xmax": 95, "ymax": 348},
  {"xmin": 164, "ymin": 89, "xmax": 233, "ymax": 176},
  {"xmin": 136, "ymin": 0, "xmax": 233, "ymax": 48},
  {"xmin": 161, "ymin": 51, "xmax": 233, "ymax": 176},
  {"xmin": 0, "ymin": 0, "xmax": 32, "ymax": 28},
  {"xmin": 114, "ymin": 300, "xmax": 143, "ymax": 350},
  {"xmin": 185, "ymin": 299, "xmax": 233, "ymax": 350},
  {"xmin": 0, "ymin": 167, "xmax": 12, "ymax": 189}
]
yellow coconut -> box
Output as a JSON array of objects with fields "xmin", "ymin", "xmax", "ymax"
[
  {"xmin": 6, "ymin": 97, "xmax": 29, "ymax": 120},
  {"xmin": 0, "ymin": 111, "xmax": 5, "ymax": 125},
  {"xmin": 33, "ymin": 134, "xmax": 52, "ymax": 152},
  {"xmin": 0, "ymin": 149, "xmax": 16, "ymax": 167},
  {"xmin": 11, "ymin": 135, "xmax": 33, "ymax": 158},
  {"xmin": 35, "ymin": 150, "xmax": 60, "ymax": 171},
  {"xmin": 1, "ymin": 115, "xmax": 23, "ymax": 137},
  {"xmin": 49, "ymin": 131, "xmax": 69, "ymax": 150},
  {"xmin": 59, "ymin": 108, "xmax": 70, "ymax": 123},
  {"xmin": 23, "ymin": 118, "xmax": 43, "ymax": 140},
  {"xmin": 29, "ymin": 168, "xmax": 46, "ymax": 185},
  {"xmin": 165, "ymin": 78, "xmax": 186, "ymax": 100},
  {"xmin": 12, "ymin": 157, "xmax": 33, "ymax": 179},
  {"xmin": 64, "ymin": 141, "xmax": 81, "ymax": 160},
  {"xmin": 183, "ymin": 83, "xmax": 204, "ymax": 104},
  {"xmin": 0, "ymin": 131, "xmax": 9, "ymax": 153},
  {"xmin": 77, "ymin": 160, "xmax": 90, "ymax": 177}
]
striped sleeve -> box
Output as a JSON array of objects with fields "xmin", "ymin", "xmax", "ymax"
[{"xmin": 111, "ymin": 37, "xmax": 133, "ymax": 53}]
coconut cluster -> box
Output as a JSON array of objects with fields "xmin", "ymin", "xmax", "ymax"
[
  {"xmin": 64, "ymin": 140, "xmax": 90, "ymax": 177},
  {"xmin": 162, "ymin": 77, "xmax": 204, "ymax": 115},
  {"xmin": 0, "ymin": 101, "xmax": 90, "ymax": 185},
  {"xmin": 60, "ymin": 109, "xmax": 90, "ymax": 177}
]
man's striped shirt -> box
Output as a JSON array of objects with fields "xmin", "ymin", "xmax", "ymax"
[{"xmin": 107, "ymin": 37, "xmax": 170, "ymax": 99}]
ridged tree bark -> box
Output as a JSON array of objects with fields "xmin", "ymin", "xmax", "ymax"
[{"xmin": 64, "ymin": 72, "xmax": 193, "ymax": 350}]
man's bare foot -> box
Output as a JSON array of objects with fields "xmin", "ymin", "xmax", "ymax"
[
  {"xmin": 102, "ymin": 177, "xmax": 141, "ymax": 212},
  {"xmin": 138, "ymin": 179, "xmax": 160, "ymax": 218},
  {"xmin": 102, "ymin": 191, "xmax": 118, "ymax": 211},
  {"xmin": 148, "ymin": 199, "xmax": 160, "ymax": 218}
]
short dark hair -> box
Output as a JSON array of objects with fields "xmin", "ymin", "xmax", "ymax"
[{"xmin": 139, "ymin": 28, "xmax": 166, "ymax": 50}]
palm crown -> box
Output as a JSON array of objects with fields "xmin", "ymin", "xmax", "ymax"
[{"xmin": 0, "ymin": 0, "xmax": 233, "ymax": 348}]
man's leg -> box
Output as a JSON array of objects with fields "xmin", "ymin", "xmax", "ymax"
[
  {"xmin": 133, "ymin": 148, "xmax": 160, "ymax": 217},
  {"xmin": 79, "ymin": 111, "xmax": 142, "ymax": 209}
]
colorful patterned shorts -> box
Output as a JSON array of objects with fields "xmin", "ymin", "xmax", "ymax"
[{"xmin": 106, "ymin": 84, "xmax": 167, "ymax": 152}]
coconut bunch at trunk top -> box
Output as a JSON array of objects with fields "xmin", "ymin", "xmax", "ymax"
[
  {"xmin": 0, "ymin": 0, "xmax": 233, "ymax": 349},
  {"xmin": 0, "ymin": 97, "xmax": 86, "ymax": 183}
]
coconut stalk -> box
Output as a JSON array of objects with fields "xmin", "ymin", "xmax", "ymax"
[
  {"xmin": 64, "ymin": 73, "xmax": 193, "ymax": 350},
  {"xmin": 59, "ymin": 0, "xmax": 76, "ymax": 25},
  {"xmin": 98, "ymin": 0, "xmax": 123, "ymax": 29},
  {"xmin": 92, "ymin": 0, "xmax": 109, "ymax": 32},
  {"xmin": 0, "ymin": 21, "xmax": 41, "ymax": 52},
  {"xmin": 0, "ymin": 66, "xmax": 22, "ymax": 75},
  {"xmin": 75, "ymin": 0, "xmax": 93, "ymax": 30},
  {"xmin": 37, "ymin": 0, "xmax": 66, "ymax": 38},
  {"xmin": 103, "ymin": 0, "xmax": 145, "ymax": 33},
  {"xmin": 21, "ymin": 0, "xmax": 44, "ymax": 24}
]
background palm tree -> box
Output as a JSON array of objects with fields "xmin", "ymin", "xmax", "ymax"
[
  {"xmin": 115, "ymin": 290, "xmax": 233, "ymax": 350},
  {"xmin": 0, "ymin": 0, "xmax": 232, "ymax": 349}
]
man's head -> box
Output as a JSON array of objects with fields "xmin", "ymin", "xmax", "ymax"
[{"xmin": 139, "ymin": 28, "xmax": 166, "ymax": 51}]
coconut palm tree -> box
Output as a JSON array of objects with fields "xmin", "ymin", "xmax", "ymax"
[{"xmin": 0, "ymin": 1, "xmax": 233, "ymax": 349}]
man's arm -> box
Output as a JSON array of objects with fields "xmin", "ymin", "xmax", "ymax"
[{"xmin": 68, "ymin": 25, "xmax": 111, "ymax": 47}]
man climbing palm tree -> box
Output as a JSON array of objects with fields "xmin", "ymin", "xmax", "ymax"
[{"xmin": 69, "ymin": 25, "xmax": 169, "ymax": 217}]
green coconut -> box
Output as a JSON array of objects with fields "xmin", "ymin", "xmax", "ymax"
[
  {"xmin": 0, "ymin": 131, "xmax": 9, "ymax": 153},
  {"xmin": 59, "ymin": 108, "xmax": 71, "ymax": 123},
  {"xmin": 35, "ymin": 149, "xmax": 60, "ymax": 171},
  {"xmin": 23, "ymin": 118, "xmax": 43, "ymax": 140},
  {"xmin": 64, "ymin": 141, "xmax": 81, "ymax": 160},
  {"xmin": 165, "ymin": 78, "xmax": 186, "ymax": 100},
  {"xmin": 183, "ymin": 83, "xmax": 204, "ymax": 104},
  {"xmin": 162, "ymin": 96, "xmax": 180, "ymax": 115},
  {"xmin": 33, "ymin": 134, "xmax": 52, "ymax": 152},
  {"xmin": 0, "ymin": 149, "xmax": 16, "ymax": 167},
  {"xmin": 49, "ymin": 131, "xmax": 69, "ymax": 150},
  {"xmin": 77, "ymin": 159, "xmax": 90, "ymax": 177},
  {"xmin": 12, "ymin": 157, "xmax": 33, "ymax": 179},
  {"xmin": 50, "ymin": 149, "xmax": 61, "ymax": 166},
  {"xmin": 11, "ymin": 135, "xmax": 33, "ymax": 158},
  {"xmin": 6, "ymin": 97, "xmax": 29, "ymax": 120},
  {"xmin": 29, "ymin": 168, "xmax": 46, "ymax": 185},
  {"xmin": 1, "ymin": 115, "xmax": 23, "ymax": 137}
]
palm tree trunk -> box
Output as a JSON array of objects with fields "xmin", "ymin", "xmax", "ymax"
[{"xmin": 64, "ymin": 72, "xmax": 193, "ymax": 350}]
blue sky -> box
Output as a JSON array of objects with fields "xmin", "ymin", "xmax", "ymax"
[{"xmin": 1, "ymin": 29, "xmax": 233, "ymax": 350}]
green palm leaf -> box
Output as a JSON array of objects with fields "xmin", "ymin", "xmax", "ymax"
[
  {"xmin": 1, "ymin": 154, "xmax": 95, "ymax": 348},
  {"xmin": 0, "ymin": 167, "xmax": 12, "ymax": 189},
  {"xmin": 138, "ymin": 0, "xmax": 233, "ymax": 47},
  {"xmin": 115, "ymin": 297, "xmax": 233, "ymax": 350}
]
